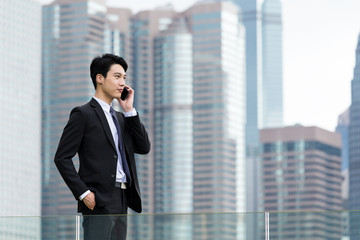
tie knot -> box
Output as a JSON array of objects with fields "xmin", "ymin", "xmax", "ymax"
[
  {"xmin": 110, "ymin": 107, "xmax": 118, "ymax": 121},
  {"xmin": 110, "ymin": 107, "xmax": 115, "ymax": 114}
]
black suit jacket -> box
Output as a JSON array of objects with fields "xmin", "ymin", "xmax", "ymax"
[{"xmin": 54, "ymin": 98, "xmax": 150, "ymax": 213}]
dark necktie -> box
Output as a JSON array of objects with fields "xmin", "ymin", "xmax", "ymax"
[{"xmin": 110, "ymin": 107, "xmax": 132, "ymax": 186}]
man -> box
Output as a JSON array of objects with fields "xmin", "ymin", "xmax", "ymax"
[{"xmin": 54, "ymin": 53, "xmax": 150, "ymax": 240}]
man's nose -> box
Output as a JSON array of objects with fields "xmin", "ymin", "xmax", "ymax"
[{"xmin": 119, "ymin": 78, "xmax": 125, "ymax": 85}]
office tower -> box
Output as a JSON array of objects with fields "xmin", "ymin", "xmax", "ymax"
[
  {"xmin": 0, "ymin": 0, "xmax": 41, "ymax": 239},
  {"xmin": 183, "ymin": 2, "xmax": 246, "ymax": 239},
  {"xmin": 260, "ymin": 126, "xmax": 342, "ymax": 239},
  {"xmin": 336, "ymin": 108, "xmax": 350, "ymax": 239},
  {"xmin": 184, "ymin": 0, "xmax": 246, "ymax": 215},
  {"xmin": 130, "ymin": 8, "xmax": 177, "ymax": 239},
  {"xmin": 233, "ymin": 0, "xmax": 263, "ymax": 154},
  {"xmin": 105, "ymin": 8, "xmax": 132, "ymax": 61},
  {"xmin": 349, "ymin": 33, "xmax": 360, "ymax": 240},
  {"xmin": 261, "ymin": 0, "xmax": 283, "ymax": 128},
  {"xmin": 336, "ymin": 108, "xmax": 350, "ymax": 206},
  {"xmin": 131, "ymin": 7, "xmax": 177, "ymax": 215},
  {"xmin": 336, "ymin": 108, "xmax": 350, "ymax": 172},
  {"xmin": 154, "ymin": 17, "xmax": 193, "ymax": 239},
  {"xmin": 232, "ymin": 0, "xmax": 283, "ymax": 151}
]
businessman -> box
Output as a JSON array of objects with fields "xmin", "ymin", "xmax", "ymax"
[{"xmin": 54, "ymin": 53, "xmax": 150, "ymax": 240}]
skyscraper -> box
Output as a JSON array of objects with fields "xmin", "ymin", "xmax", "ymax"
[
  {"xmin": 131, "ymin": 7, "xmax": 177, "ymax": 215},
  {"xmin": 41, "ymin": 0, "xmax": 122, "ymax": 238},
  {"xmin": 260, "ymin": 126, "xmax": 342, "ymax": 239},
  {"xmin": 233, "ymin": 0, "xmax": 283, "ymax": 149},
  {"xmin": 104, "ymin": 7, "xmax": 132, "ymax": 61},
  {"xmin": 349, "ymin": 33, "xmax": 360, "ymax": 240},
  {"xmin": 130, "ymin": 8, "xmax": 177, "ymax": 239},
  {"xmin": 233, "ymin": 0, "xmax": 264, "ymax": 153},
  {"xmin": 183, "ymin": 0, "xmax": 246, "ymax": 213},
  {"xmin": 183, "ymin": 2, "xmax": 246, "ymax": 239},
  {"xmin": 261, "ymin": 0, "xmax": 283, "ymax": 128},
  {"xmin": 336, "ymin": 107, "xmax": 350, "ymax": 239},
  {"xmin": 0, "ymin": 0, "xmax": 42, "ymax": 239},
  {"xmin": 336, "ymin": 108, "xmax": 350, "ymax": 207},
  {"xmin": 154, "ymin": 17, "xmax": 193, "ymax": 239},
  {"xmin": 336, "ymin": 108, "xmax": 350, "ymax": 172}
]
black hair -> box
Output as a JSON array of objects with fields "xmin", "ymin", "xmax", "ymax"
[{"xmin": 90, "ymin": 53, "xmax": 128, "ymax": 89}]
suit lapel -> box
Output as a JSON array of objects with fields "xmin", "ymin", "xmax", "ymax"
[{"xmin": 90, "ymin": 98, "xmax": 117, "ymax": 152}]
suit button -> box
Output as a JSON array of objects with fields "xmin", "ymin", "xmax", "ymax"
[
  {"xmin": 113, "ymin": 155, "xmax": 117, "ymax": 159},
  {"xmin": 111, "ymin": 174, "xmax": 115, "ymax": 178}
]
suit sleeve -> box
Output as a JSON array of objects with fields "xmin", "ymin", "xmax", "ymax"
[
  {"xmin": 125, "ymin": 113, "xmax": 151, "ymax": 154},
  {"xmin": 54, "ymin": 107, "xmax": 88, "ymax": 200}
]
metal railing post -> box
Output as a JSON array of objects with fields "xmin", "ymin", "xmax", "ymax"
[
  {"xmin": 76, "ymin": 214, "xmax": 81, "ymax": 240},
  {"xmin": 265, "ymin": 212, "xmax": 269, "ymax": 240}
]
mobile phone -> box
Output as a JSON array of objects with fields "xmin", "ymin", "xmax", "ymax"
[{"xmin": 121, "ymin": 87, "xmax": 129, "ymax": 100}]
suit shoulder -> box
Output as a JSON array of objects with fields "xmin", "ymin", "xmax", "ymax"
[
  {"xmin": 77, "ymin": 101, "xmax": 92, "ymax": 109},
  {"xmin": 67, "ymin": 102, "xmax": 93, "ymax": 123},
  {"xmin": 71, "ymin": 101, "xmax": 92, "ymax": 113}
]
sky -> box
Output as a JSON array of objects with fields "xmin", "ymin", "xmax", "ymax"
[
  {"xmin": 40, "ymin": 0, "xmax": 360, "ymax": 132},
  {"xmin": 282, "ymin": 0, "xmax": 360, "ymax": 131},
  {"xmin": 107, "ymin": 0, "xmax": 360, "ymax": 132}
]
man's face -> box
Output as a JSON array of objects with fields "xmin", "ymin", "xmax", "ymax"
[{"xmin": 100, "ymin": 64, "xmax": 126, "ymax": 100}]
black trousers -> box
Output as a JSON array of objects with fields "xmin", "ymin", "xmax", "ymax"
[{"xmin": 81, "ymin": 187, "xmax": 128, "ymax": 240}]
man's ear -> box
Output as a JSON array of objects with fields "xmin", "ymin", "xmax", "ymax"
[{"xmin": 96, "ymin": 74, "xmax": 103, "ymax": 86}]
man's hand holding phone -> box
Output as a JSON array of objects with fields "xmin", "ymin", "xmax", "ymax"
[
  {"xmin": 120, "ymin": 86, "xmax": 129, "ymax": 101},
  {"xmin": 118, "ymin": 85, "xmax": 134, "ymax": 112}
]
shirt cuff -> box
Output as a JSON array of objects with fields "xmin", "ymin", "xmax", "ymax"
[
  {"xmin": 124, "ymin": 108, "xmax": 137, "ymax": 117},
  {"xmin": 79, "ymin": 190, "xmax": 91, "ymax": 201}
]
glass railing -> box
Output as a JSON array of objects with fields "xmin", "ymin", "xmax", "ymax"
[{"xmin": 0, "ymin": 211, "xmax": 353, "ymax": 239}]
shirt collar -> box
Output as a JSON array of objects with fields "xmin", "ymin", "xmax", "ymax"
[{"xmin": 93, "ymin": 96, "xmax": 111, "ymax": 113}]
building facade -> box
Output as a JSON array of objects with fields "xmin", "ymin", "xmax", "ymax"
[
  {"xmin": 261, "ymin": 0, "xmax": 283, "ymax": 129},
  {"xmin": 153, "ymin": 17, "xmax": 194, "ymax": 239},
  {"xmin": 0, "ymin": 0, "xmax": 42, "ymax": 239},
  {"xmin": 233, "ymin": 0, "xmax": 263, "ymax": 154},
  {"xmin": 260, "ymin": 126, "xmax": 342, "ymax": 239},
  {"xmin": 336, "ymin": 108, "xmax": 350, "ymax": 239},
  {"xmin": 233, "ymin": 0, "xmax": 283, "ymax": 151},
  {"xmin": 129, "ymin": 8, "xmax": 178, "ymax": 239},
  {"xmin": 184, "ymin": 2, "xmax": 246, "ymax": 239},
  {"xmin": 336, "ymin": 108, "xmax": 350, "ymax": 172},
  {"xmin": 349, "ymin": 33, "xmax": 360, "ymax": 240}
]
